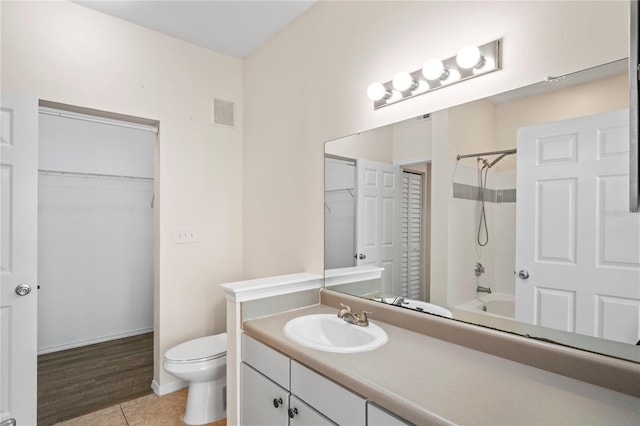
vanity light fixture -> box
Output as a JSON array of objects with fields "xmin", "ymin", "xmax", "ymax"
[{"xmin": 367, "ymin": 39, "xmax": 501, "ymax": 109}]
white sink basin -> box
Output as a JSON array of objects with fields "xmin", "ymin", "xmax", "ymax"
[{"xmin": 284, "ymin": 314, "xmax": 388, "ymax": 353}]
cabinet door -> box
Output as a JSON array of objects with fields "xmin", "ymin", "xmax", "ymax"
[
  {"xmin": 289, "ymin": 395, "xmax": 336, "ymax": 426},
  {"xmin": 367, "ymin": 403, "xmax": 412, "ymax": 426},
  {"xmin": 241, "ymin": 362, "xmax": 288, "ymax": 426}
]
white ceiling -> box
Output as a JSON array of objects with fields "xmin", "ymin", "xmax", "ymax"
[{"xmin": 74, "ymin": 1, "xmax": 316, "ymax": 58}]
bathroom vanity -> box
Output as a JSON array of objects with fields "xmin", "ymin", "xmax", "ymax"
[
  {"xmin": 242, "ymin": 334, "xmax": 395, "ymax": 425},
  {"xmin": 240, "ymin": 297, "xmax": 640, "ymax": 425}
]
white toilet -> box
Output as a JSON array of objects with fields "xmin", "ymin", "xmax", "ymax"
[{"xmin": 163, "ymin": 333, "xmax": 227, "ymax": 425}]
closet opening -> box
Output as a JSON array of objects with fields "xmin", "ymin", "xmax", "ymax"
[{"xmin": 36, "ymin": 101, "xmax": 159, "ymax": 425}]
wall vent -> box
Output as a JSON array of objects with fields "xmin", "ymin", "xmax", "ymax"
[
  {"xmin": 416, "ymin": 113, "xmax": 431, "ymax": 121},
  {"xmin": 212, "ymin": 97, "xmax": 234, "ymax": 128}
]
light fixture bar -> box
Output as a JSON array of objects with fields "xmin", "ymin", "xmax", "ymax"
[{"xmin": 370, "ymin": 39, "xmax": 501, "ymax": 110}]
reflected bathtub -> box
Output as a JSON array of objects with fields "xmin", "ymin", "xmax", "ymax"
[
  {"xmin": 455, "ymin": 293, "xmax": 515, "ymax": 320},
  {"xmin": 376, "ymin": 297, "xmax": 453, "ymax": 318}
]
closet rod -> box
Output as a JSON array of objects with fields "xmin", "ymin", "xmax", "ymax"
[
  {"xmin": 38, "ymin": 169, "xmax": 154, "ymax": 182},
  {"xmin": 39, "ymin": 109, "xmax": 159, "ymax": 134},
  {"xmin": 456, "ymin": 148, "xmax": 517, "ymax": 160},
  {"xmin": 325, "ymin": 188, "xmax": 355, "ymax": 193}
]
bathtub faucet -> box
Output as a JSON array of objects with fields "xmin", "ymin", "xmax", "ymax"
[
  {"xmin": 392, "ymin": 296, "xmax": 409, "ymax": 306},
  {"xmin": 476, "ymin": 285, "xmax": 492, "ymax": 294}
]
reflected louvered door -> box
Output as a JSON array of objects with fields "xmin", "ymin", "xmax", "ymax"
[{"xmin": 400, "ymin": 171, "xmax": 423, "ymax": 299}]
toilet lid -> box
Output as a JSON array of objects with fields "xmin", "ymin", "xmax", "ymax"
[{"xmin": 165, "ymin": 333, "xmax": 227, "ymax": 363}]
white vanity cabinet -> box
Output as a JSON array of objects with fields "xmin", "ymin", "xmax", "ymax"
[
  {"xmin": 241, "ymin": 334, "xmax": 370, "ymax": 426},
  {"xmin": 241, "ymin": 362, "xmax": 334, "ymax": 426}
]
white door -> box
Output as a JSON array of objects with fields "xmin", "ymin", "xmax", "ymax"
[
  {"xmin": 516, "ymin": 110, "xmax": 640, "ymax": 344},
  {"xmin": 0, "ymin": 93, "xmax": 38, "ymax": 425},
  {"xmin": 356, "ymin": 159, "xmax": 400, "ymax": 294}
]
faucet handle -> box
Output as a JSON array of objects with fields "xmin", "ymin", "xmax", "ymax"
[
  {"xmin": 355, "ymin": 310, "xmax": 372, "ymax": 326},
  {"xmin": 338, "ymin": 303, "xmax": 351, "ymax": 318}
]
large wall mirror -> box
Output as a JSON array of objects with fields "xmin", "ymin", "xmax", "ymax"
[{"xmin": 324, "ymin": 58, "xmax": 640, "ymax": 363}]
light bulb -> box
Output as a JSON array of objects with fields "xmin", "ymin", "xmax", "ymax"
[
  {"xmin": 441, "ymin": 69, "xmax": 461, "ymax": 85},
  {"xmin": 387, "ymin": 90, "xmax": 403, "ymax": 103},
  {"xmin": 456, "ymin": 44, "xmax": 483, "ymax": 69},
  {"xmin": 422, "ymin": 58, "xmax": 447, "ymax": 81},
  {"xmin": 473, "ymin": 56, "xmax": 495, "ymax": 75},
  {"xmin": 392, "ymin": 71, "xmax": 416, "ymax": 92},
  {"xmin": 415, "ymin": 80, "xmax": 430, "ymax": 93},
  {"xmin": 367, "ymin": 82, "xmax": 389, "ymax": 101}
]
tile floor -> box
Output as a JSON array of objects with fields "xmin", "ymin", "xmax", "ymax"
[{"xmin": 53, "ymin": 389, "xmax": 227, "ymax": 426}]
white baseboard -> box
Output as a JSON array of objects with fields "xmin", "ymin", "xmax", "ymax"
[
  {"xmin": 38, "ymin": 326, "xmax": 154, "ymax": 355},
  {"xmin": 151, "ymin": 378, "xmax": 187, "ymax": 396}
]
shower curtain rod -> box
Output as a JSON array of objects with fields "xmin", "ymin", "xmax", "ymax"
[
  {"xmin": 456, "ymin": 148, "xmax": 517, "ymax": 161},
  {"xmin": 38, "ymin": 168, "xmax": 154, "ymax": 182}
]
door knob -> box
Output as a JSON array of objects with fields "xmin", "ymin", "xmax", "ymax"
[
  {"xmin": 15, "ymin": 283, "xmax": 31, "ymax": 296},
  {"xmin": 272, "ymin": 397, "xmax": 283, "ymax": 408},
  {"xmin": 359, "ymin": 253, "xmax": 366, "ymax": 260},
  {"xmin": 518, "ymin": 270, "xmax": 530, "ymax": 280}
]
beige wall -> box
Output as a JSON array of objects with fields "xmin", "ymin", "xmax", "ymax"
[
  {"xmin": 243, "ymin": 1, "xmax": 629, "ymax": 282},
  {"xmin": 325, "ymin": 125, "xmax": 393, "ymax": 162},
  {"xmin": 392, "ymin": 117, "xmax": 432, "ymax": 163},
  {"xmin": 494, "ymin": 72, "xmax": 629, "ymax": 170},
  {"xmin": 1, "ymin": 1, "xmax": 243, "ymax": 391}
]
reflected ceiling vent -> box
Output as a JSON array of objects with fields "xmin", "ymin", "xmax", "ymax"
[{"xmin": 211, "ymin": 97, "xmax": 234, "ymax": 128}]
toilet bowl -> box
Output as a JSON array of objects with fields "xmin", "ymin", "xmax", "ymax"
[{"xmin": 163, "ymin": 333, "xmax": 227, "ymax": 425}]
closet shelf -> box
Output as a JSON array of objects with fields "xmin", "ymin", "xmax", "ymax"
[
  {"xmin": 325, "ymin": 188, "xmax": 355, "ymax": 198},
  {"xmin": 38, "ymin": 168, "xmax": 153, "ymax": 182}
]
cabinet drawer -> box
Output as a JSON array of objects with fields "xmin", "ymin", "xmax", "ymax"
[
  {"xmin": 242, "ymin": 334, "xmax": 290, "ymax": 390},
  {"xmin": 291, "ymin": 360, "xmax": 366, "ymax": 425},
  {"xmin": 368, "ymin": 402, "xmax": 413, "ymax": 426}
]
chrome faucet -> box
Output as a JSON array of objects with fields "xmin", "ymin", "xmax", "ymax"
[
  {"xmin": 476, "ymin": 285, "xmax": 492, "ymax": 294},
  {"xmin": 337, "ymin": 303, "xmax": 371, "ymax": 327},
  {"xmin": 392, "ymin": 296, "xmax": 409, "ymax": 307}
]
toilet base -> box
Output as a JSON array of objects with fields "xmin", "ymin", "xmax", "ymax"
[{"xmin": 183, "ymin": 377, "xmax": 226, "ymax": 425}]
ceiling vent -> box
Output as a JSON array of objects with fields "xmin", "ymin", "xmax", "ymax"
[{"xmin": 211, "ymin": 97, "xmax": 234, "ymax": 128}]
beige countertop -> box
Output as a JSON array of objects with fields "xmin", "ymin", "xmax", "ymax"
[{"xmin": 243, "ymin": 304, "xmax": 640, "ymax": 425}]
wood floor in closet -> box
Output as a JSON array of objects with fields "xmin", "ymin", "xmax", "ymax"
[{"xmin": 37, "ymin": 332, "xmax": 154, "ymax": 426}]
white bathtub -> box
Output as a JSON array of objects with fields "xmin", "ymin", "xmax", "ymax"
[
  {"xmin": 376, "ymin": 297, "xmax": 453, "ymax": 318},
  {"xmin": 455, "ymin": 293, "xmax": 515, "ymax": 320}
]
